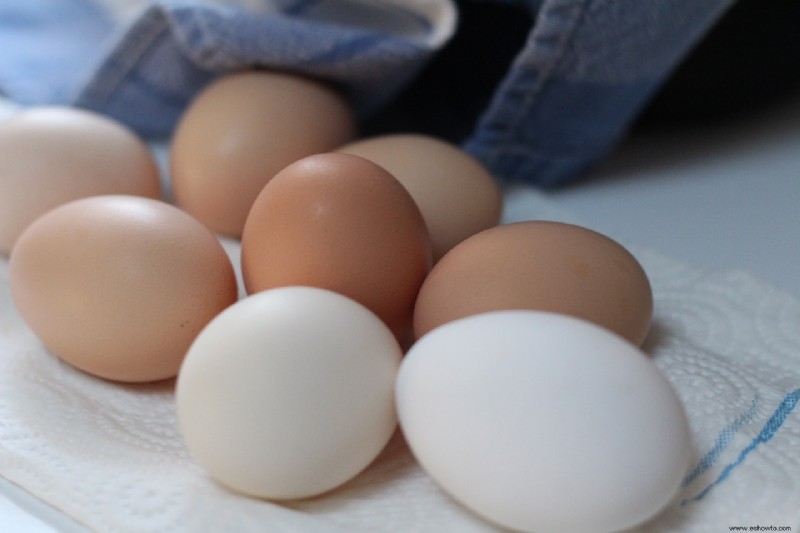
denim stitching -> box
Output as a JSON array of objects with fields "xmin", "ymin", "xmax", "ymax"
[{"xmin": 465, "ymin": 0, "xmax": 591, "ymax": 172}]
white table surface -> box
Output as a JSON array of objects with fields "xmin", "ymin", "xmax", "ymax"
[
  {"xmin": 2, "ymin": 92, "xmax": 799, "ymax": 531},
  {"xmin": 547, "ymin": 95, "xmax": 800, "ymax": 300}
]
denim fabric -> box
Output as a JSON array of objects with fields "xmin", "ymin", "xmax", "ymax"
[
  {"xmin": 0, "ymin": 0, "xmax": 456, "ymax": 137},
  {"xmin": 0, "ymin": 0, "xmax": 731, "ymax": 185},
  {"xmin": 463, "ymin": 0, "xmax": 733, "ymax": 185},
  {"xmin": 0, "ymin": 0, "xmax": 115, "ymax": 103}
]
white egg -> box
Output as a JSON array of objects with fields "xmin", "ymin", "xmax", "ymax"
[
  {"xmin": 396, "ymin": 310, "xmax": 692, "ymax": 533},
  {"xmin": 176, "ymin": 286, "xmax": 402, "ymax": 500}
]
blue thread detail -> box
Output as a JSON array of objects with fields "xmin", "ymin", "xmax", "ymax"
[
  {"xmin": 682, "ymin": 396, "xmax": 759, "ymax": 488},
  {"xmin": 682, "ymin": 388, "xmax": 800, "ymax": 505}
]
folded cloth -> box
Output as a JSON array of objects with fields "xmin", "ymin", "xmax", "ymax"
[
  {"xmin": 0, "ymin": 0, "xmax": 731, "ymax": 185},
  {"xmin": 0, "ymin": 0, "xmax": 457, "ymax": 136},
  {"xmin": 463, "ymin": 0, "xmax": 734, "ymax": 185},
  {"xmin": 1, "ymin": 187, "xmax": 799, "ymax": 532}
]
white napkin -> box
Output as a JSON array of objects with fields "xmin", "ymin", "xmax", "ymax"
[{"xmin": 1, "ymin": 186, "xmax": 799, "ymax": 532}]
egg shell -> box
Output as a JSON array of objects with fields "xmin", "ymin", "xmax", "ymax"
[
  {"xmin": 397, "ymin": 310, "xmax": 692, "ymax": 533},
  {"xmin": 176, "ymin": 286, "xmax": 402, "ymax": 500},
  {"xmin": 413, "ymin": 220, "xmax": 653, "ymax": 345},
  {"xmin": 9, "ymin": 195, "xmax": 238, "ymax": 382},
  {"xmin": 0, "ymin": 106, "xmax": 162, "ymax": 255},
  {"xmin": 337, "ymin": 133, "xmax": 502, "ymax": 262},
  {"xmin": 170, "ymin": 70, "xmax": 358, "ymax": 237},
  {"xmin": 241, "ymin": 152, "xmax": 432, "ymax": 340}
]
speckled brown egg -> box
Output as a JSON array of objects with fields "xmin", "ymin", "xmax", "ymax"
[
  {"xmin": 241, "ymin": 153, "xmax": 432, "ymax": 340},
  {"xmin": 413, "ymin": 221, "xmax": 653, "ymax": 346},
  {"xmin": 170, "ymin": 70, "xmax": 358, "ymax": 237},
  {"xmin": 0, "ymin": 106, "xmax": 162, "ymax": 255},
  {"xmin": 9, "ymin": 195, "xmax": 238, "ymax": 382},
  {"xmin": 338, "ymin": 133, "xmax": 502, "ymax": 262}
]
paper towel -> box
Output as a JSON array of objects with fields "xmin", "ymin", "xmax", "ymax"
[{"xmin": 1, "ymin": 186, "xmax": 799, "ymax": 532}]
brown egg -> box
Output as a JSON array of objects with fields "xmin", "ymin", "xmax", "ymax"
[
  {"xmin": 413, "ymin": 221, "xmax": 653, "ymax": 346},
  {"xmin": 0, "ymin": 106, "xmax": 162, "ymax": 255},
  {"xmin": 338, "ymin": 134, "xmax": 502, "ymax": 262},
  {"xmin": 9, "ymin": 195, "xmax": 238, "ymax": 382},
  {"xmin": 170, "ymin": 70, "xmax": 358, "ymax": 237},
  {"xmin": 241, "ymin": 153, "xmax": 431, "ymax": 340}
]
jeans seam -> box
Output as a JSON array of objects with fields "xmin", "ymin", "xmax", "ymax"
[
  {"xmin": 525, "ymin": 2, "xmax": 590, "ymax": 130},
  {"xmin": 477, "ymin": 0, "xmax": 594, "ymax": 168}
]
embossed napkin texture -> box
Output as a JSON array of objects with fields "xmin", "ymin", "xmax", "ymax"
[
  {"xmin": 0, "ymin": 0, "xmax": 798, "ymax": 529},
  {"xmin": 1, "ymin": 187, "xmax": 799, "ymax": 532}
]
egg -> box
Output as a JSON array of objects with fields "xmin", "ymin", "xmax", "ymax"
[
  {"xmin": 170, "ymin": 70, "xmax": 358, "ymax": 237},
  {"xmin": 241, "ymin": 152, "xmax": 431, "ymax": 340},
  {"xmin": 397, "ymin": 310, "xmax": 692, "ymax": 533},
  {"xmin": 337, "ymin": 133, "xmax": 502, "ymax": 262},
  {"xmin": 413, "ymin": 220, "xmax": 653, "ymax": 345},
  {"xmin": 176, "ymin": 286, "xmax": 402, "ymax": 500},
  {"xmin": 9, "ymin": 195, "xmax": 238, "ymax": 382},
  {"xmin": 0, "ymin": 106, "xmax": 162, "ymax": 255}
]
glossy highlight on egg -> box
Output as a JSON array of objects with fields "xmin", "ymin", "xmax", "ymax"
[
  {"xmin": 397, "ymin": 310, "xmax": 692, "ymax": 533},
  {"xmin": 9, "ymin": 195, "xmax": 238, "ymax": 382},
  {"xmin": 413, "ymin": 220, "xmax": 654, "ymax": 345},
  {"xmin": 0, "ymin": 106, "xmax": 162, "ymax": 255},
  {"xmin": 241, "ymin": 152, "xmax": 432, "ymax": 340},
  {"xmin": 338, "ymin": 133, "xmax": 502, "ymax": 262},
  {"xmin": 170, "ymin": 70, "xmax": 358, "ymax": 237},
  {"xmin": 176, "ymin": 286, "xmax": 402, "ymax": 500}
]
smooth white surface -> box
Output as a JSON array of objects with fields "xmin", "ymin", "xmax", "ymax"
[
  {"xmin": 397, "ymin": 310, "xmax": 692, "ymax": 533},
  {"xmin": 546, "ymin": 95, "xmax": 800, "ymax": 298},
  {"xmin": 0, "ymin": 477, "xmax": 88, "ymax": 533},
  {"xmin": 176, "ymin": 286, "xmax": 402, "ymax": 500},
  {"xmin": 0, "ymin": 480, "xmax": 58, "ymax": 533}
]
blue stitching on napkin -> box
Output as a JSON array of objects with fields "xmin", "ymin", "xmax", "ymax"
[
  {"xmin": 681, "ymin": 395, "xmax": 759, "ymax": 488},
  {"xmin": 682, "ymin": 388, "xmax": 800, "ymax": 505}
]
